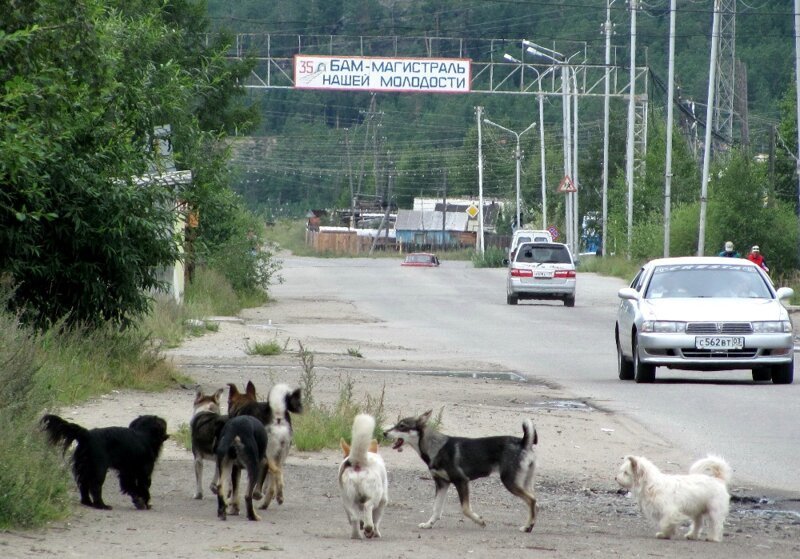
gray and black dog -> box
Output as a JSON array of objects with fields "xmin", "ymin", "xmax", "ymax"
[
  {"xmin": 189, "ymin": 387, "xmax": 227, "ymax": 500},
  {"xmin": 384, "ymin": 410, "xmax": 538, "ymax": 532},
  {"xmin": 211, "ymin": 414, "xmax": 268, "ymax": 521}
]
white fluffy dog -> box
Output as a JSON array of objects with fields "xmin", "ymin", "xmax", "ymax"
[
  {"xmin": 616, "ymin": 454, "xmax": 731, "ymax": 542},
  {"xmin": 338, "ymin": 414, "xmax": 388, "ymax": 539}
]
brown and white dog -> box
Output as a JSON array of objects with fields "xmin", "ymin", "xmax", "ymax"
[{"xmin": 226, "ymin": 381, "xmax": 303, "ymax": 509}]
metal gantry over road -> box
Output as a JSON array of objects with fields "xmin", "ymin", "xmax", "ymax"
[{"xmin": 227, "ymin": 34, "xmax": 649, "ymax": 254}]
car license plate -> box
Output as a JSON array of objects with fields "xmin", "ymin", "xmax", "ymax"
[
  {"xmin": 534, "ymin": 269, "xmax": 553, "ymax": 278},
  {"xmin": 694, "ymin": 336, "xmax": 744, "ymax": 350}
]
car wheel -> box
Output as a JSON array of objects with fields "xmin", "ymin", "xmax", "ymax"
[
  {"xmin": 617, "ymin": 334, "xmax": 634, "ymax": 381},
  {"xmin": 564, "ymin": 295, "xmax": 575, "ymax": 307},
  {"xmin": 507, "ymin": 293, "xmax": 518, "ymax": 305},
  {"xmin": 770, "ymin": 361, "xmax": 794, "ymax": 385},
  {"xmin": 751, "ymin": 369, "xmax": 771, "ymax": 382},
  {"xmin": 632, "ymin": 336, "xmax": 655, "ymax": 383}
]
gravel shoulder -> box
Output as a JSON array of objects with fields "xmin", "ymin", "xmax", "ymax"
[{"xmin": 2, "ymin": 296, "xmax": 799, "ymax": 558}]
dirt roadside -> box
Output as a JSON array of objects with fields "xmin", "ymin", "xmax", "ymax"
[{"xmin": 2, "ymin": 297, "xmax": 799, "ymax": 559}]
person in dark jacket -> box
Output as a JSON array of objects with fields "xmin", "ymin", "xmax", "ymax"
[{"xmin": 719, "ymin": 241, "xmax": 740, "ymax": 258}]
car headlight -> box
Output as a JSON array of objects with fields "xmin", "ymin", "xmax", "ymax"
[
  {"xmin": 752, "ymin": 321, "xmax": 792, "ymax": 333},
  {"xmin": 641, "ymin": 321, "xmax": 686, "ymax": 333}
]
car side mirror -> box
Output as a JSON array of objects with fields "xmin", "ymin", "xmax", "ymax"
[
  {"xmin": 618, "ymin": 287, "xmax": 641, "ymax": 301},
  {"xmin": 573, "ymin": 258, "xmax": 580, "ymax": 267},
  {"xmin": 776, "ymin": 287, "xmax": 794, "ymax": 301},
  {"xmin": 503, "ymin": 258, "xmax": 509, "ymax": 266}
]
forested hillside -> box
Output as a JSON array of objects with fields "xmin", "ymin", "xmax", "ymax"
[{"xmin": 205, "ymin": 0, "xmax": 797, "ymax": 237}]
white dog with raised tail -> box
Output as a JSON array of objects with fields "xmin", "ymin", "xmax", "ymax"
[
  {"xmin": 338, "ymin": 414, "xmax": 388, "ymax": 539},
  {"xmin": 616, "ymin": 454, "xmax": 731, "ymax": 542}
]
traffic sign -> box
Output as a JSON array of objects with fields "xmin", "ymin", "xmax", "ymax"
[
  {"xmin": 548, "ymin": 225, "xmax": 559, "ymax": 240},
  {"xmin": 466, "ymin": 204, "xmax": 479, "ymax": 218},
  {"xmin": 558, "ymin": 175, "xmax": 577, "ymax": 193}
]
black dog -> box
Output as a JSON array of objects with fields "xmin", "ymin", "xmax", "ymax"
[
  {"xmin": 41, "ymin": 414, "xmax": 169, "ymax": 510},
  {"xmin": 212, "ymin": 414, "xmax": 268, "ymax": 521}
]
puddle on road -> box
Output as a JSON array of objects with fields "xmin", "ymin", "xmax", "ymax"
[{"xmin": 526, "ymin": 400, "xmax": 595, "ymax": 412}]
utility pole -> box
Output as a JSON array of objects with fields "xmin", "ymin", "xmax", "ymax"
[
  {"xmin": 483, "ymin": 119, "xmax": 536, "ymax": 231},
  {"xmin": 664, "ymin": 0, "xmax": 677, "ymax": 257},
  {"xmin": 441, "ymin": 169, "xmax": 447, "ymax": 247},
  {"xmin": 795, "ymin": 0, "xmax": 800, "ymax": 263},
  {"xmin": 625, "ymin": 0, "xmax": 638, "ymax": 259},
  {"xmin": 476, "ymin": 106, "xmax": 485, "ymax": 255},
  {"xmin": 345, "ymin": 128, "xmax": 355, "ymax": 229},
  {"xmin": 699, "ymin": 0, "xmax": 722, "ymax": 256},
  {"xmin": 538, "ymin": 88, "xmax": 547, "ymax": 230},
  {"xmin": 370, "ymin": 171, "xmax": 393, "ymax": 255},
  {"xmin": 602, "ymin": 0, "xmax": 615, "ymax": 257}
]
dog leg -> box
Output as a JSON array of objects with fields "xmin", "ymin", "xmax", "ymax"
[
  {"xmin": 217, "ymin": 493, "xmax": 227, "ymax": 520},
  {"xmin": 454, "ymin": 480, "xmax": 486, "ymax": 527},
  {"xmin": 656, "ymin": 518, "xmax": 678, "ymax": 539},
  {"xmin": 245, "ymin": 495, "xmax": 260, "ymax": 521},
  {"xmin": 228, "ymin": 465, "xmax": 241, "ymax": 516},
  {"xmin": 362, "ymin": 502, "xmax": 376, "ymax": 538},
  {"xmin": 685, "ymin": 515, "xmax": 703, "ymax": 540},
  {"xmin": 420, "ymin": 478, "xmax": 449, "ymax": 529},
  {"xmin": 258, "ymin": 459, "xmax": 280, "ymax": 510},
  {"xmin": 193, "ymin": 456, "xmax": 204, "ymax": 499},
  {"xmin": 502, "ymin": 475, "xmax": 538, "ymax": 533},
  {"xmin": 371, "ymin": 500, "xmax": 385, "ymax": 538},
  {"xmin": 705, "ymin": 512, "xmax": 725, "ymax": 542}
]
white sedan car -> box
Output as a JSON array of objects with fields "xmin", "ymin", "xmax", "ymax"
[
  {"xmin": 615, "ymin": 256, "xmax": 794, "ymax": 384},
  {"xmin": 506, "ymin": 242, "xmax": 576, "ymax": 306}
]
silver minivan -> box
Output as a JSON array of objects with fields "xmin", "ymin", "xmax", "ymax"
[{"xmin": 506, "ymin": 242, "xmax": 577, "ymax": 306}]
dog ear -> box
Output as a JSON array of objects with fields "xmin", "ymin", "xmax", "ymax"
[
  {"xmin": 626, "ymin": 456, "xmax": 640, "ymax": 477},
  {"xmin": 227, "ymin": 383, "xmax": 240, "ymax": 397},
  {"xmin": 245, "ymin": 381, "xmax": 257, "ymax": 398},
  {"xmin": 368, "ymin": 439, "xmax": 379, "ymax": 454},
  {"xmin": 213, "ymin": 387, "xmax": 224, "ymax": 402},
  {"xmin": 419, "ymin": 410, "xmax": 433, "ymax": 425},
  {"xmin": 287, "ymin": 388, "xmax": 303, "ymax": 414},
  {"xmin": 340, "ymin": 438, "xmax": 350, "ymax": 457},
  {"xmin": 194, "ymin": 389, "xmax": 203, "ymax": 404}
]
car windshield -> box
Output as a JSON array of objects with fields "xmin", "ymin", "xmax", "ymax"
[
  {"xmin": 644, "ymin": 264, "xmax": 772, "ymax": 299},
  {"xmin": 515, "ymin": 245, "xmax": 571, "ymax": 264}
]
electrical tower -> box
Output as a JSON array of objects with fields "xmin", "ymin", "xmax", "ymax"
[{"xmin": 714, "ymin": 0, "xmax": 736, "ymax": 144}]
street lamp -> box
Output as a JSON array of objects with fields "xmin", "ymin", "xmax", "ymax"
[
  {"xmin": 483, "ymin": 118, "xmax": 536, "ymax": 230},
  {"xmin": 524, "ymin": 42, "xmax": 583, "ymax": 254},
  {"xmin": 503, "ymin": 53, "xmax": 552, "ymax": 230}
]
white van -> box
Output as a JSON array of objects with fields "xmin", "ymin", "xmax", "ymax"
[{"xmin": 509, "ymin": 229, "xmax": 553, "ymax": 261}]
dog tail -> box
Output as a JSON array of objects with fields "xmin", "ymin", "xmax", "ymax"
[
  {"xmin": 346, "ymin": 414, "xmax": 376, "ymax": 467},
  {"xmin": 521, "ymin": 418, "xmax": 538, "ymax": 448},
  {"xmin": 40, "ymin": 414, "xmax": 89, "ymax": 453},
  {"xmin": 689, "ymin": 455, "xmax": 731, "ymax": 484}
]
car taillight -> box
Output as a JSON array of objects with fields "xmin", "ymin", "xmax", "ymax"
[
  {"xmin": 554, "ymin": 270, "xmax": 576, "ymax": 278},
  {"xmin": 510, "ymin": 268, "xmax": 533, "ymax": 277}
]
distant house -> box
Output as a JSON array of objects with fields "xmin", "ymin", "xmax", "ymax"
[
  {"xmin": 412, "ymin": 197, "xmax": 503, "ymax": 234},
  {"xmin": 134, "ymin": 125, "xmax": 192, "ymax": 303},
  {"xmin": 395, "ymin": 209, "xmax": 473, "ymax": 250}
]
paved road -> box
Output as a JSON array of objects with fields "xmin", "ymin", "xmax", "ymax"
[{"xmin": 271, "ymin": 255, "xmax": 800, "ymax": 494}]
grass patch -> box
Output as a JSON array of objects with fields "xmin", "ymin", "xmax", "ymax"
[
  {"xmin": 472, "ymin": 246, "xmax": 508, "ymax": 268},
  {"xmin": 246, "ymin": 337, "xmax": 285, "ymax": 356},
  {"xmin": 347, "ymin": 347, "xmax": 363, "ymax": 358},
  {"xmin": 293, "ymin": 342, "xmax": 386, "ymax": 451},
  {"xmin": 578, "ymin": 254, "xmax": 643, "ymax": 281},
  {"xmin": 173, "ymin": 422, "xmax": 192, "ymax": 451}
]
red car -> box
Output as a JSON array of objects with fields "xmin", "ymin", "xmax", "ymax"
[{"xmin": 401, "ymin": 253, "xmax": 440, "ymax": 267}]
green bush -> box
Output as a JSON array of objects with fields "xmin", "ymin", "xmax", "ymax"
[
  {"xmin": 472, "ymin": 246, "xmax": 507, "ymax": 268},
  {"xmin": 0, "ymin": 301, "xmax": 70, "ymax": 528}
]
